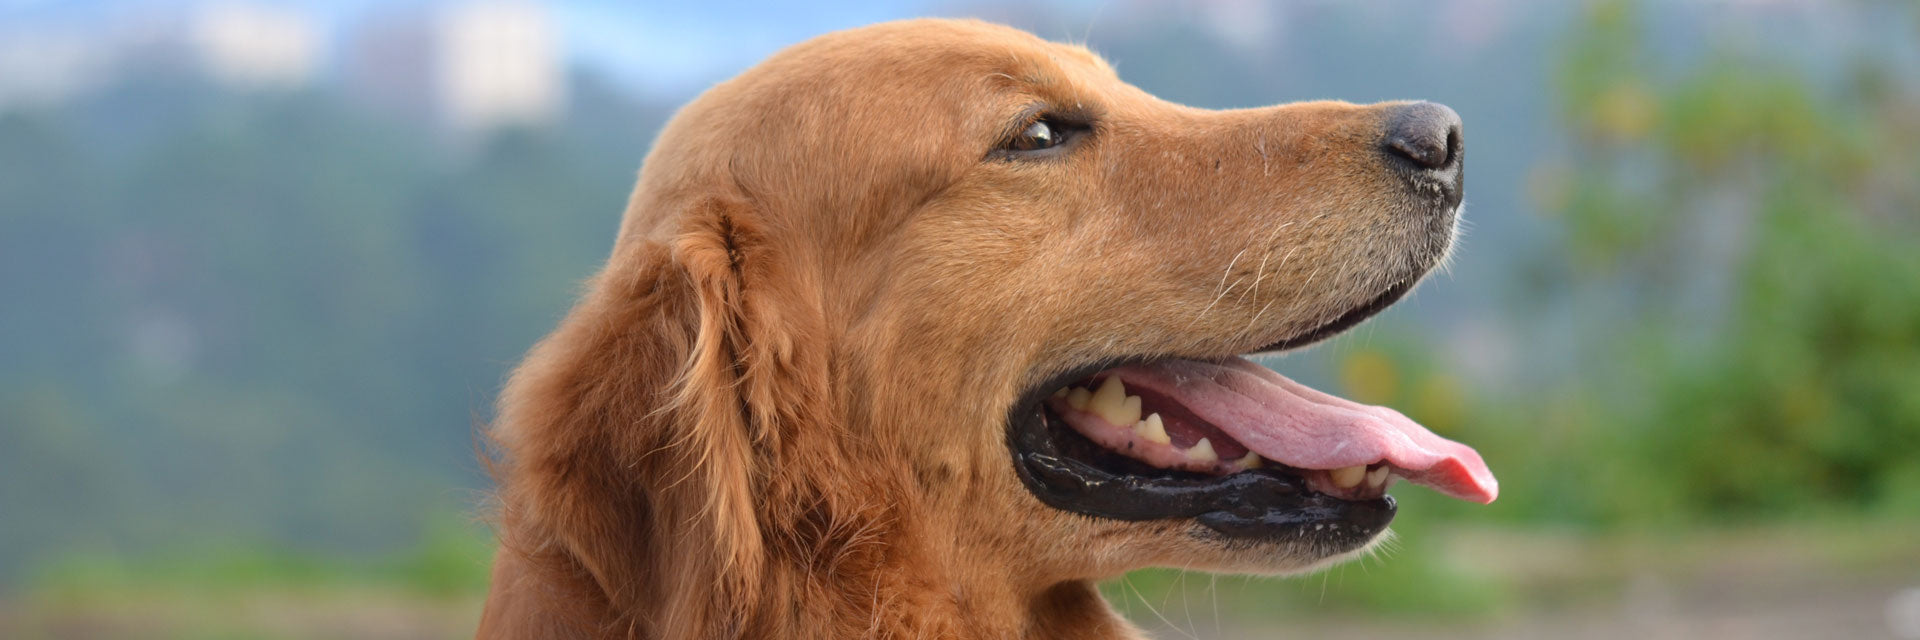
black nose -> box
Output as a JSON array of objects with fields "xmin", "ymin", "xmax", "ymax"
[{"xmin": 1382, "ymin": 102, "xmax": 1462, "ymax": 171}]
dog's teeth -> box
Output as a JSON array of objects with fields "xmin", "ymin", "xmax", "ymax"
[
  {"xmin": 1365, "ymin": 465, "xmax": 1390, "ymax": 489},
  {"xmin": 1066, "ymin": 387, "xmax": 1092, "ymax": 411},
  {"xmin": 1088, "ymin": 376, "xmax": 1132, "ymax": 425},
  {"xmin": 1088, "ymin": 376, "xmax": 1125, "ymax": 415},
  {"xmin": 1237, "ymin": 451, "xmax": 1262, "ymax": 469},
  {"xmin": 1051, "ymin": 387, "xmax": 1069, "ymax": 399},
  {"xmin": 1331, "ymin": 465, "xmax": 1367, "ymax": 489},
  {"xmin": 1136, "ymin": 413, "xmax": 1171, "ymax": 444},
  {"xmin": 1186, "ymin": 437, "xmax": 1218, "ymax": 463},
  {"xmin": 1113, "ymin": 395, "xmax": 1142, "ymax": 427}
]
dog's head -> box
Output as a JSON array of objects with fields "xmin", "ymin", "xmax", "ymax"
[{"xmin": 493, "ymin": 17, "xmax": 1495, "ymax": 634}]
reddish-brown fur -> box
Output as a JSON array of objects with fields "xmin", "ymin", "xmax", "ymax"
[{"xmin": 480, "ymin": 19, "xmax": 1443, "ymax": 639}]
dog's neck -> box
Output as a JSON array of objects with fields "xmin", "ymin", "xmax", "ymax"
[
  {"xmin": 762, "ymin": 527, "xmax": 1141, "ymax": 640},
  {"xmin": 485, "ymin": 490, "xmax": 1143, "ymax": 640},
  {"xmin": 708, "ymin": 490, "xmax": 1143, "ymax": 640},
  {"xmin": 486, "ymin": 516, "xmax": 1141, "ymax": 639},
  {"xmin": 769, "ymin": 571, "xmax": 1134, "ymax": 639}
]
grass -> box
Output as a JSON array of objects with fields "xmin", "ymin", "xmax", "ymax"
[
  {"xmin": 5, "ymin": 515, "xmax": 1916, "ymax": 639},
  {"xmin": 4, "ymin": 519, "xmax": 493, "ymax": 640},
  {"xmin": 1103, "ymin": 509, "xmax": 1920, "ymax": 635}
]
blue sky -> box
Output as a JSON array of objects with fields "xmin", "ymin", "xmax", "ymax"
[
  {"xmin": 0, "ymin": 0, "xmax": 1126, "ymax": 96},
  {"xmin": 553, "ymin": 1, "xmax": 944, "ymax": 95}
]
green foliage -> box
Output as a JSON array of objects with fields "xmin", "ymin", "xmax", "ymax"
[
  {"xmin": 1482, "ymin": 0, "xmax": 1920, "ymax": 525},
  {"xmin": 0, "ymin": 80, "xmax": 660, "ymax": 581},
  {"xmin": 390, "ymin": 518, "xmax": 498, "ymax": 597},
  {"xmin": 26, "ymin": 514, "xmax": 493, "ymax": 599}
]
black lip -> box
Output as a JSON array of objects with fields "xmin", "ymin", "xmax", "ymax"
[
  {"xmin": 1003, "ymin": 243, "xmax": 1441, "ymax": 546},
  {"xmin": 1251, "ymin": 276, "xmax": 1420, "ymax": 354},
  {"xmin": 1001, "ymin": 268, "xmax": 1434, "ymax": 546},
  {"xmin": 1005, "ymin": 366, "xmax": 1394, "ymax": 548}
]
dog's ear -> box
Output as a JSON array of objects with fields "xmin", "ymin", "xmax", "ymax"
[{"xmin": 488, "ymin": 197, "xmax": 823, "ymax": 637}]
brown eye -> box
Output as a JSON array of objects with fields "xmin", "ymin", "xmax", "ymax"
[
  {"xmin": 1008, "ymin": 120, "xmax": 1059, "ymax": 151},
  {"xmin": 991, "ymin": 114, "xmax": 1090, "ymax": 160}
]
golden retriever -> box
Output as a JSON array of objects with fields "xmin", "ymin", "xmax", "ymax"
[{"xmin": 478, "ymin": 18, "xmax": 1497, "ymax": 639}]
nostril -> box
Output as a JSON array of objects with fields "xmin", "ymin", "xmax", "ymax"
[
  {"xmin": 1383, "ymin": 102, "xmax": 1462, "ymax": 171},
  {"xmin": 1387, "ymin": 135, "xmax": 1448, "ymax": 169}
]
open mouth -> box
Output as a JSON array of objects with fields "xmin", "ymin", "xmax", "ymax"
[{"xmin": 1007, "ymin": 280, "xmax": 1498, "ymax": 550}]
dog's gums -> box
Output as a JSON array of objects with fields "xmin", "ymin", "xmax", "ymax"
[
  {"xmin": 1047, "ymin": 376, "xmax": 1395, "ymax": 498},
  {"xmin": 1041, "ymin": 361, "xmax": 1496, "ymax": 504},
  {"xmin": 1007, "ymin": 388, "xmax": 1398, "ymax": 549},
  {"xmin": 1005, "ymin": 291, "xmax": 1499, "ymax": 548}
]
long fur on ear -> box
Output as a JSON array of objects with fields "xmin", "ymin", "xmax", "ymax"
[{"xmin": 482, "ymin": 197, "xmax": 823, "ymax": 639}]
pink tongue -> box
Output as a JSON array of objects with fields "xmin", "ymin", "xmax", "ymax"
[{"xmin": 1110, "ymin": 358, "xmax": 1498, "ymax": 504}]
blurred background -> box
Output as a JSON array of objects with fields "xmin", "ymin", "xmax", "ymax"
[{"xmin": 2, "ymin": 0, "xmax": 1917, "ymax": 638}]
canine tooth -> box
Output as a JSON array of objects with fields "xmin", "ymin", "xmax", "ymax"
[
  {"xmin": 1186, "ymin": 438, "xmax": 1218, "ymax": 463},
  {"xmin": 1137, "ymin": 413, "xmax": 1171, "ymax": 444},
  {"xmin": 1051, "ymin": 387, "xmax": 1069, "ymax": 399},
  {"xmin": 1237, "ymin": 451, "xmax": 1262, "ymax": 469},
  {"xmin": 1365, "ymin": 465, "xmax": 1390, "ymax": 489},
  {"xmin": 1091, "ymin": 379, "xmax": 1142, "ymax": 426},
  {"xmin": 1088, "ymin": 376, "xmax": 1127, "ymax": 421},
  {"xmin": 1330, "ymin": 465, "xmax": 1367, "ymax": 489},
  {"xmin": 1066, "ymin": 387, "xmax": 1092, "ymax": 411}
]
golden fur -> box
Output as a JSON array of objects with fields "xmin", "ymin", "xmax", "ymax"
[{"xmin": 480, "ymin": 18, "xmax": 1448, "ymax": 639}]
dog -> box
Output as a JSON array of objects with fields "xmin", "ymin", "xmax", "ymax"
[{"xmin": 478, "ymin": 18, "xmax": 1496, "ymax": 639}]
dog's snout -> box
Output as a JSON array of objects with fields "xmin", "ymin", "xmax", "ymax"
[{"xmin": 1382, "ymin": 102, "xmax": 1462, "ymax": 171}]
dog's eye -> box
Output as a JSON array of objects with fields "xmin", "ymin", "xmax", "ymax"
[
  {"xmin": 990, "ymin": 113, "xmax": 1091, "ymax": 160},
  {"xmin": 1007, "ymin": 120, "xmax": 1061, "ymax": 152}
]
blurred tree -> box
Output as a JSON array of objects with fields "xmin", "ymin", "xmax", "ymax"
[
  {"xmin": 1503, "ymin": 0, "xmax": 1920, "ymax": 523},
  {"xmin": 0, "ymin": 78, "xmax": 660, "ymax": 580}
]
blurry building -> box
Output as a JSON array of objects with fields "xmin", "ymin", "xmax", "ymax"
[
  {"xmin": 189, "ymin": 3, "xmax": 321, "ymax": 89},
  {"xmin": 344, "ymin": 1, "xmax": 565, "ymax": 133},
  {"xmin": 0, "ymin": 2, "xmax": 318, "ymax": 111}
]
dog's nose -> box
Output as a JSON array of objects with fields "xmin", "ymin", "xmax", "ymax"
[{"xmin": 1382, "ymin": 102, "xmax": 1461, "ymax": 171}]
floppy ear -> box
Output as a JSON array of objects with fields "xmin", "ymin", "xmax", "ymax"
[{"xmin": 486, "ymin": 197, "xmax": 822, "ymax": 638}]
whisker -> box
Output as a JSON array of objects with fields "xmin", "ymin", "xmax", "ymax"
[
  {"xmin": 1190, "ymin": 247, "xmax": 1251, "ymax": 328},
  {"xmin": 1121, "ymin": 574, "xmax": 1196, "ymax": 640}
]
